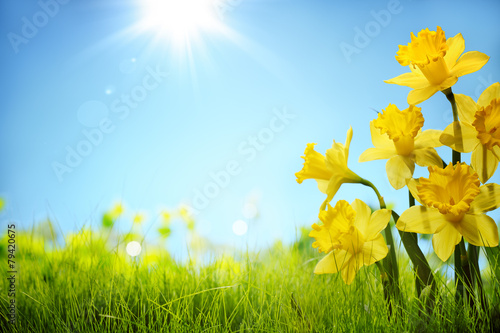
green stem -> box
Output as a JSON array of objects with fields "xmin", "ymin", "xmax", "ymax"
[
  {"xmin": 468, "ymin": 244, "xmax": 486, "ymax": 311},
  {"xmin": 455, "ymin": 245, "xmax": 464, "ymax": 302},
  {"xmin": 375, "ymin": 261, "xmax": 391, "ymax": 314},
  {"xmin": 459, "ymin": 240, "xmax": 474, "ymax": 308},
  {"xmin": 408, "ymin": 191, "xmax": 423, "ymax": 296},
  {"xmin": 392, "ymin": 211, "xmax": 435, "ymax": 294},
  {"xmin": 361, "ymin": 178, "xmax": 400, "ymax": 300}
]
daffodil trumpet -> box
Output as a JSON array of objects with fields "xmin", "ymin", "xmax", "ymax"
[{"xmin": 359, "ymin": 104, "xmax": 443, "ymax": 190}]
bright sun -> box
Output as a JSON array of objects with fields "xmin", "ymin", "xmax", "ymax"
[{"xmin": 137, "ymin": 0, "xmax": 223, "ymax": 46}]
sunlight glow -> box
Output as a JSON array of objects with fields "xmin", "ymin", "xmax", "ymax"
[
  {"xmin": 137, "ymin": 0, "xmax": 222, "ymax": 46},
  {"xmin": 126, "ymin": 241, "xmax": 142, "ymax": 256}
]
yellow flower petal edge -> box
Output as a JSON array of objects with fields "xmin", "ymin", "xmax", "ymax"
[
  {"xmin": 432, "ymin": 223, "xmax": 462, "ymax": 262},
  {"xmin": 458, "ymin": 214, "xmax": 499, "ymax": 248},
  {"xmin": 386, "ymin": 26, "xmax": 489, "ymax": 105},
  {"xmin": 470, "ymin": 183, "xmax": 500, "ymax": 214},
  {"xmin": 471, "ymin": 144, "xmax": 499, "ymax": 184},
  {"xmin": 396, "ymin": 205, "xmax": 447, "ymax": 234}
]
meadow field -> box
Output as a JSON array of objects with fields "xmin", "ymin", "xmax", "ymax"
[{"xmin": 1, "ymin": 220, "xmax": 499, "ymax": 332}]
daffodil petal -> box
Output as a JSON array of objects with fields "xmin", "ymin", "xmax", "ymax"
[
  {"xmin": 432, "ymin": 223, "xmax": 462, "ymax": 262},
  {"xmin": 478, "ymin": 82, "xmax": 500, "ymax": 108},
  {"xmin": 309, "ymin": 221, "xmax": 337, "ymax": 254},
  {"xmin": 369, "ymin": 121, "xmax": 393, "ymax": 149},
  {"xmin": 386, "ymin": 155, "xmax": 414, "ymax": 189},
  {"xmin": 444, "ymin": 33, "xmax": 465, "ymax": 69},
  {"xmin": 397, "ymin": 206, "xmax": 446, "ymax": 234},
  {"xmin": 471, "ymin": 144, "xmax": 499, "ymax": 183},
  {"xmin": 316, "ymin": 179, "xmax": 329, "ymax": 193},
  {"xmin": 413, "ymin": 148, "xmax": 443, "ymax": 168},
  {"xmin": 351, "ymin": 199, "xmax": 371, "ymax": 236},
  {"xmin": 325, "ymin": 177, "xmax": 342, "ymax": 204},
  {"xmin": 438, "ymin": 75, "xmax": 459, "ymax": 91},
  {"xmin": 383, "ymin": 72, "xmax": 429, "ymax": 89},
  {"xmin": 359, "ymin": 148, "xmax": 395, "ymax": 162},
  {"xmin": 459, "ymin": 214, "xmax": 499, "ymax": 247},
  {"xmin": 314, "ymin": 250, "xmax": 351, "ymax": 274},
  {"xmin": 366, "ymin": 209, "xmax": 391, "ymax": 239},
  {"xmin": 451, "ymin": 51, "xmax": 490, "ymax": 78},
  {"xmin": 440, "ymin": 121, "xmax": 479, "ymax": 153},
  {"xmin": 345, "ymin": 126, "xmax": 353, "ymax": 156},
  {"xmin": 494, "ymin": 146, "xmax": 500, "ymax": 160},
  {"xmin": 455, "ymin": 94, "xmax": 478, "ymax": 125},
  {"xmin": 407, "ymin": 178, "xmax": 424, "ymax": 205},
  {"xmin": 342, "ymin": 254, "xmax": 362, "ymax": 285},
  {"xmin": 407, "ymin": 85, "xmax": 439, "ymax": 105},
  {"xmin": 409, "ymin": 63, "xmax": 423, "ymax": 75},
  {"xmin": 362, "ymin": 234, "xmax": 389, "ymax": 266},
  {"xmin": 470, "ymin": 183, "xmax": 500, "ymax": 214},
  {"xmin": 414, "ymin": 129, "xmax": 443, "ymax": 149}
]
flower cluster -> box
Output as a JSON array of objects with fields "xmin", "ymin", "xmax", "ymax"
[{"xmin": 296, "ymin": 26, "xmax": 500, "ymax": 295}]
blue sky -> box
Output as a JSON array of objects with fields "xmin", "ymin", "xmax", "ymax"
[{"xmin": 1, "ymin": 0, "xmax": 500, "ymax": 259}]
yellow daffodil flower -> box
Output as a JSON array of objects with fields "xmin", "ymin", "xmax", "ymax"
[
  {"xmin": 397, "ymin": 163, "xmax": 500, "ymax": 262},
  {"xmin": 179, "ymin": 205, "xmax": 195, "ymax": 230},
  {"xmin": 133, "ymin": 212, "xmax": 145, "ymax": 224},
  {"xmin": 440, "ymin": 83, "xmax": 500, "ymax": 183},
  {"xmin": 295, "ymin": 127, "xmax": 363, "ymax": 208},
  {"xmin": 310, "ymin": 199, "xmax": 391, "ymax": 285},
  {"xmin": 385, "ymin": 26, "xmax": 489, "ymax": 105},
  {"xmin": 110, "ymin": 202, "xmax": 125, "ymax": 218},
  {"xmin": 359, "ymin": 104, "xmax": 443, "ymax": 189},
  {"xmin": 0, "ymin": 197, "xmax": 4, "ymax": 211}
]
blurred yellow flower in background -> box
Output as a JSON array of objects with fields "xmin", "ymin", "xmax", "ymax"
[
  {"xmin": 359, "ymin": 104, "xmax": 442, "ymax": 189},
  {"xmin": 110, "ymin": 202, "xmax": 124, "ymax": 218},
  {"xmin": 296, "ymin": 127, "xmax": 363, "ymax": 209},
  {"xmin": 158, "ymin": 209, "xmax": 173, "ymax": 238},
  {"xmin": 397, "ymin": 163, "xmax": 500, "ymax": 261},
  {"xmin": 310, "ymin": 199, "xmax": 391, "ymax": 285},
  {"xmin": 440, "ymin": 82, "xmax": 500, "ymax": 183},
  {"xmin": 179, "ymin": 204, "xmax": 195, "ymax": 230},
  {"xmin": 133, "ymin": 212, "xmax": 146, "ymax": 224},
  {"xmin": 102, "ymin": 202, "xmax": 125, "ymax": 227},
  {"xmin": 385, "ymin": 26, "xmax": 489, "ymax": 105}
]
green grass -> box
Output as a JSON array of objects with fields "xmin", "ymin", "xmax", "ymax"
[{"xmin": 1, "ymin": 227, "xmax": 499, "ymax": 332}]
